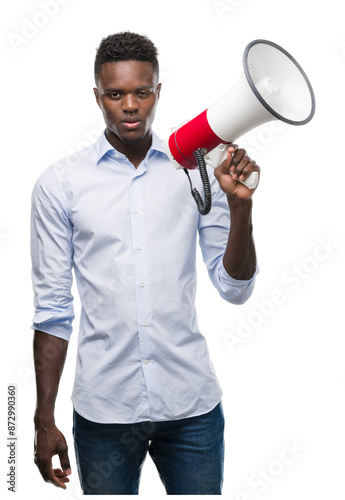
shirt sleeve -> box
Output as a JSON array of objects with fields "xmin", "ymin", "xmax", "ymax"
[
  {"xmin": 30, "ymin": 166, "xmax": 74, "ymax": 340},
  {"xmin": 198, "ymin": 167, "xmax": 258, "ymax": 305}
]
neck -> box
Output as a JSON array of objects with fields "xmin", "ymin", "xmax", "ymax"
[{"xmin": 106, "ymin": 128, "xmax": 152, "ymax": 169}]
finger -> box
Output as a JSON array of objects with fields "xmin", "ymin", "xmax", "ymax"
[
  {"xmin": 230, "ymin": 148, "xmax": 247, "ymax": 172},
  {"xmin": 239, "ymin": 162, "xmax": 258, "ymax": 181},
  {"xmin": 53, "ymin": 468, "xmax": 70, "ymax": 477},
  {"xmin": 232, "ymin": 153, "xmax": 259, "ymax": 180},
  {"xmin": 238, "ymin": 161, "xmax": 260, "ymax": 181},
  {"xmin": 231, "ymin": 158, "xmax": 252, "ymax": 180},
  {"xmin": 38, "ymin": 459, "xmax": 67, "ymax": 489},
  {"xmin": 228, "ymin": 144, "xmax": 238, "ymax": 155},
  {"xmin": 51, "ymin": 472, "xmax": 69, "ymax": 489},
  {"xmin": 57, "ymin": 439, "xmax": 71, "ymax": 475},
  {"xmin": 53, "ymin": 468, "xmax": 71, "ymax": 483}
]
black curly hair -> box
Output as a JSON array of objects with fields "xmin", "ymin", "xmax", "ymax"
[{"xmin": 94, "ymin": 31, "xmax": 159, "ymax": 83}]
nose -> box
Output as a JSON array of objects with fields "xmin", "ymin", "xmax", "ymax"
[{"xmin": 122, "ymin": 93, "xmax": 139, "ymax": 113}]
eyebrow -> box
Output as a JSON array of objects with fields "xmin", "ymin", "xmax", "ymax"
[{"xmin": 103, "ymin": 85, "xmax": 154, "ymax": 92}]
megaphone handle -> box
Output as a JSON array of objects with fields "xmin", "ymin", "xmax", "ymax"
[
  {"xmin": 231, "ymin": 170, "xmax": 259, "ymax": 190},
  {"xmin": 205, "ymin": 144, "xmax": 258, "ymax": 189}
]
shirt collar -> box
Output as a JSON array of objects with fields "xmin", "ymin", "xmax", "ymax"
[{"xmin": 95, "ymin": 130, "xmax": 167, "ymax": 165}]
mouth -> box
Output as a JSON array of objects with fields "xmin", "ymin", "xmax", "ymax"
[{"xmin": 122, "ymin": 118, "xmax": 142, "ymax": 130}]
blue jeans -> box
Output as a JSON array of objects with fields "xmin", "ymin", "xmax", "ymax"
[{"xmin": 73, "ymin": 402, "xmax": 224, "ymax": 495}]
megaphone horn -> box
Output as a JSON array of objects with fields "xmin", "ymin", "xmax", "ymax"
[{"xmin": 164, "ymin": 39, "xmax": 316, "ymax": 215}]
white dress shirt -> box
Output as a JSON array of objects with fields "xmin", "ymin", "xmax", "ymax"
[{"xmin": 31, "ymin": 131, "xmax": 257, "ymax": 423}]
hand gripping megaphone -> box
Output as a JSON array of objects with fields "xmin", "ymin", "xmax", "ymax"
[{"xmin": 164, "ymin": 39, "xmax": 316, "ymax": 215}]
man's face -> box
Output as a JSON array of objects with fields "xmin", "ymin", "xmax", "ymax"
[{"xmin": 94, "ymin": 60, "xmax": 161, "ymax": 146}]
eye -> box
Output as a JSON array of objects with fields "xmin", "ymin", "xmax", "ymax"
[
  {"xmin": 109, "ymin": 91, "xmax": 121, "ymax": 100},
  {"xmin": 137, "ymin": 90, "xmax": 151, "ymax": 98}
]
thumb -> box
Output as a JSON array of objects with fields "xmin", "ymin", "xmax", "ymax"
[
  {"xmin": 214, "ymin": 145, "xmax": 237, "ymax": 178},
  {"xmin": 57, "ymin": 443, "xmax": 71, "ymax": 474}
]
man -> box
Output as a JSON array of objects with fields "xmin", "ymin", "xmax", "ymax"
[{"xmin": 32, "ymin": 31, "xmax": 259, "ymax": 495}]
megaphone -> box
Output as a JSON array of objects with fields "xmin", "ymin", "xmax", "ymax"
[{"xmin": 164, "ymin": 39, "xmax": 315, "ymax": 214}]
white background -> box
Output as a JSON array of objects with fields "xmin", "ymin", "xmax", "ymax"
[{"xmin": 1, "ymin": 0, "xmax": 344, "ymax": 499}]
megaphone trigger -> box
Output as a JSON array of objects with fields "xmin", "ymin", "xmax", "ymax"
[{"xmin": 204, "ymin": 143, "xmax": 228, "ymax": 168}]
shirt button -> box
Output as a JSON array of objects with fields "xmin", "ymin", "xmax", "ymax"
[
  {"xmin": 144, "ymin": 359, "xmax": 150, "ymax": 365},
  {"xmin": 138, "ymin": 245, "xmax": 143, "ymax": 250},
  {"xmin": 140, "ymin": 282, "xmax": 145, "ymax": 288},
  {"xmin": 115, "ymin": 153, "xmax": 120, "ymax": 158},
  {"xmin": 134, "ymin": 209, "xmax": 140, "ymax": 214},
  {"xmin": 142, "ymin": 321, "xmax": 148, "ymax": 327}
]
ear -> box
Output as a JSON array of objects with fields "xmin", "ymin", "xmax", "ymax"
[
  {"xmin": 93, "ymin": 87, "xmax": 100, "ymax": 107},
  {"xmin": 157, "ymin": 83, "xmax": 162, "ymax": 100}
]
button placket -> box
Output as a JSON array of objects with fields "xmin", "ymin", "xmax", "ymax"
[{"xmin": 129, "ymin": 173, "xmax": 153, "ymax": 371}]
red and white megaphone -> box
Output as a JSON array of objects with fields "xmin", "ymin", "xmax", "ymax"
[{"xmin": 164, "ymin": 39, "xmax": 315, "ymax": 213}]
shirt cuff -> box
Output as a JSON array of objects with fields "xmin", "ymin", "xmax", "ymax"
[
  {"xmin": 31, "ymin": 322, "xmax": 72, "ymax": 341},
  {"xmin": 217, "ymin": 262, "xmax": 259, "ymax": 304},
  {"xmin": 219, "ymin": 261, "xmax": 259, "ymax": 285}
]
